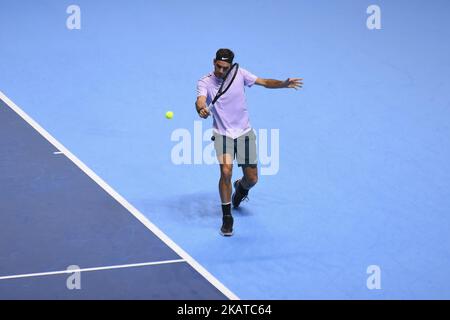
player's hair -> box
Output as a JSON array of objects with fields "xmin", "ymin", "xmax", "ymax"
[{"xmin": 215, "ymin": 48, "xmax": 234, "ymax": 64}]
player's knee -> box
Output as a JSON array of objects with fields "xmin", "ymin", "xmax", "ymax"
[
  {"xmin": 245, "ymin": 173, "xmax": 258, "ymax": 187},
  {"xmin": 220, "ymin": 166, "xmax": 233, "ymax": 182}
]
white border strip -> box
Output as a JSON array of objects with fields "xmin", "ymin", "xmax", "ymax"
[
  {"xmin": 0, "ymin": 91, "xmax": 239, "ymax": 300},
  {"xmin": 0, "ymin": 259, "xmax": 185, "ymax": 281}
]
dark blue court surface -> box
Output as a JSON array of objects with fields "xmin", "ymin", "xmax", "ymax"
[
  {"xmin": 1, "ymin": 1, "xmax": 450, "ymax": 300},
  {"xmin": 0, "ymin": 98, "xmax": 233, "ymax": 299}
]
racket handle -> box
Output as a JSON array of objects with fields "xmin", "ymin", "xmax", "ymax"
[{"xmin": 206, "ymin": 103, "xmax": 214, "ymax": 113}]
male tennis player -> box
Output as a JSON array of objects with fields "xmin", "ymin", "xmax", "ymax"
[{"xmin": 196, "ymin": 48, "xmax": 302, "ymax": 236}]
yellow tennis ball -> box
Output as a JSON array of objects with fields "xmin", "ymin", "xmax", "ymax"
[{"xmin": 165, "ymin": 111, "xmax": 174, "ymax": 119}]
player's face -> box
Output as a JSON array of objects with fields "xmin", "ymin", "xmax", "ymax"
[{"xmin": 214, "ymin": 60, "xmax": 231, "ymax": 79}]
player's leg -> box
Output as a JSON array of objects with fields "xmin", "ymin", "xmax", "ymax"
[
  {"xmin": 218, "ymin": 154, "xmax": 234, "ymax": 204},
  {"xmin": 232, "ymin": 165, "xmax": 258, "ymax": 208},
  {"xmin": 233, "ymin": 130, "xmax": 258, "ymax": 208},
  {"xmin": 241, "ymin": 165, "xmax": 258, "ymax": 189},
  {"xmin": 213, "ymin": 133, "xmax": 235, "ymax": 236}
]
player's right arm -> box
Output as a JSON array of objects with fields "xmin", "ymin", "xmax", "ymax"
[{"xmin": 195, "ymin": 95, "xmax": 210, "ymax": 119}]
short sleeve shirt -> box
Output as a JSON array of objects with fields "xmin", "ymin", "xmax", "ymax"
[{"xmin": 197, "ymin": 67, "xmax": 258, "ymax": 139}]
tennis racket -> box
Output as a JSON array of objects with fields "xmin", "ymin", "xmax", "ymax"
[{"xmin": 206, "ymin": 63, "xmax": 239, "ymax": 113}]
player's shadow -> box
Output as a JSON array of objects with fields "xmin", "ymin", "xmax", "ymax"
[
  {"xmin": 140, "ymin": 192, "xmax": 254, "ymax": 221},
  {"xmin": 230, "ymin": 205, "xmax": 253, "ymax": 217},
  {"xmin": 173, "ymin": 192, "xmax": 221, "ymax": 219}
]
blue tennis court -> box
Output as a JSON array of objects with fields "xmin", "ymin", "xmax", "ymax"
[{"xmin": 1, "ymin": 0, "xmax": 450, "ymax": 300}]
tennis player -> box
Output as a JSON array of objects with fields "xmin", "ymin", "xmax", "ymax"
[{"xmin": 196, "ymin": 48, "xmax": 303, "ymax": 236}]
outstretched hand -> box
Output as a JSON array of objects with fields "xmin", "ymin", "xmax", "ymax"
[{"xmin": 283, "ymin": 78, "xmax": 303, "ymax": 90}]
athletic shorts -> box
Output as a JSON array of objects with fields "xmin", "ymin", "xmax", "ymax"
[{"xmin": 212, "ymin": 130, "xmax": 257, "ymax": 168}]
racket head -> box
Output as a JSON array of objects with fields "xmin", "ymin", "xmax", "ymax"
[
  {"xmin": 212, "ymin": 63, "xmax": 239, "ymax": 104},
  {"xmin": 221, "ymin": 63, "xmax": 239, "ymax": 94}
]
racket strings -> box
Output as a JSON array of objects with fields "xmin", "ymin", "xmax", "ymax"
[{"xmin": 221, "ymin": 65, "xmax": 239, "ymax": 93}]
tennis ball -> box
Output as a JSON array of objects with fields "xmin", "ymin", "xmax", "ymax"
[{"xmin": 165, "ymin": 111, "xmax": 174, "ymax": 119}]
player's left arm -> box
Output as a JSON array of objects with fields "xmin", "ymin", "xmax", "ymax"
[{"xmin": 255, "ymin": 77, "xmax": 303, "ymax": 90}]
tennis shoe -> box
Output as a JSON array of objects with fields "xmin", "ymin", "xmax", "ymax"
[
  {"xmin": 232, "ymin": 179, "xmax": 249, "ymax": 208},
  {"xmin": 220, "ymin": 215, "xmax": 234, "ymax": 237}
]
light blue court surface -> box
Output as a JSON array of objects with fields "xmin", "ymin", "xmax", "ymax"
[{"xmin": 1, "ymin": 0, "xmax": 450, "ymax": 299}]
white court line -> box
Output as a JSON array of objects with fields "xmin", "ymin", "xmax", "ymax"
[
  {"xmin": 0, "ymin": 91, "xmax": 239, "ymax": 300},
  {"xmin": 0, "ymin": 259, "xmax": 185, "ymax": 281}
]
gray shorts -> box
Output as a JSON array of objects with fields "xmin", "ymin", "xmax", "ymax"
[{"xmin": 212, "ymin": 130, "xmax": 257, "ymax": 168}]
